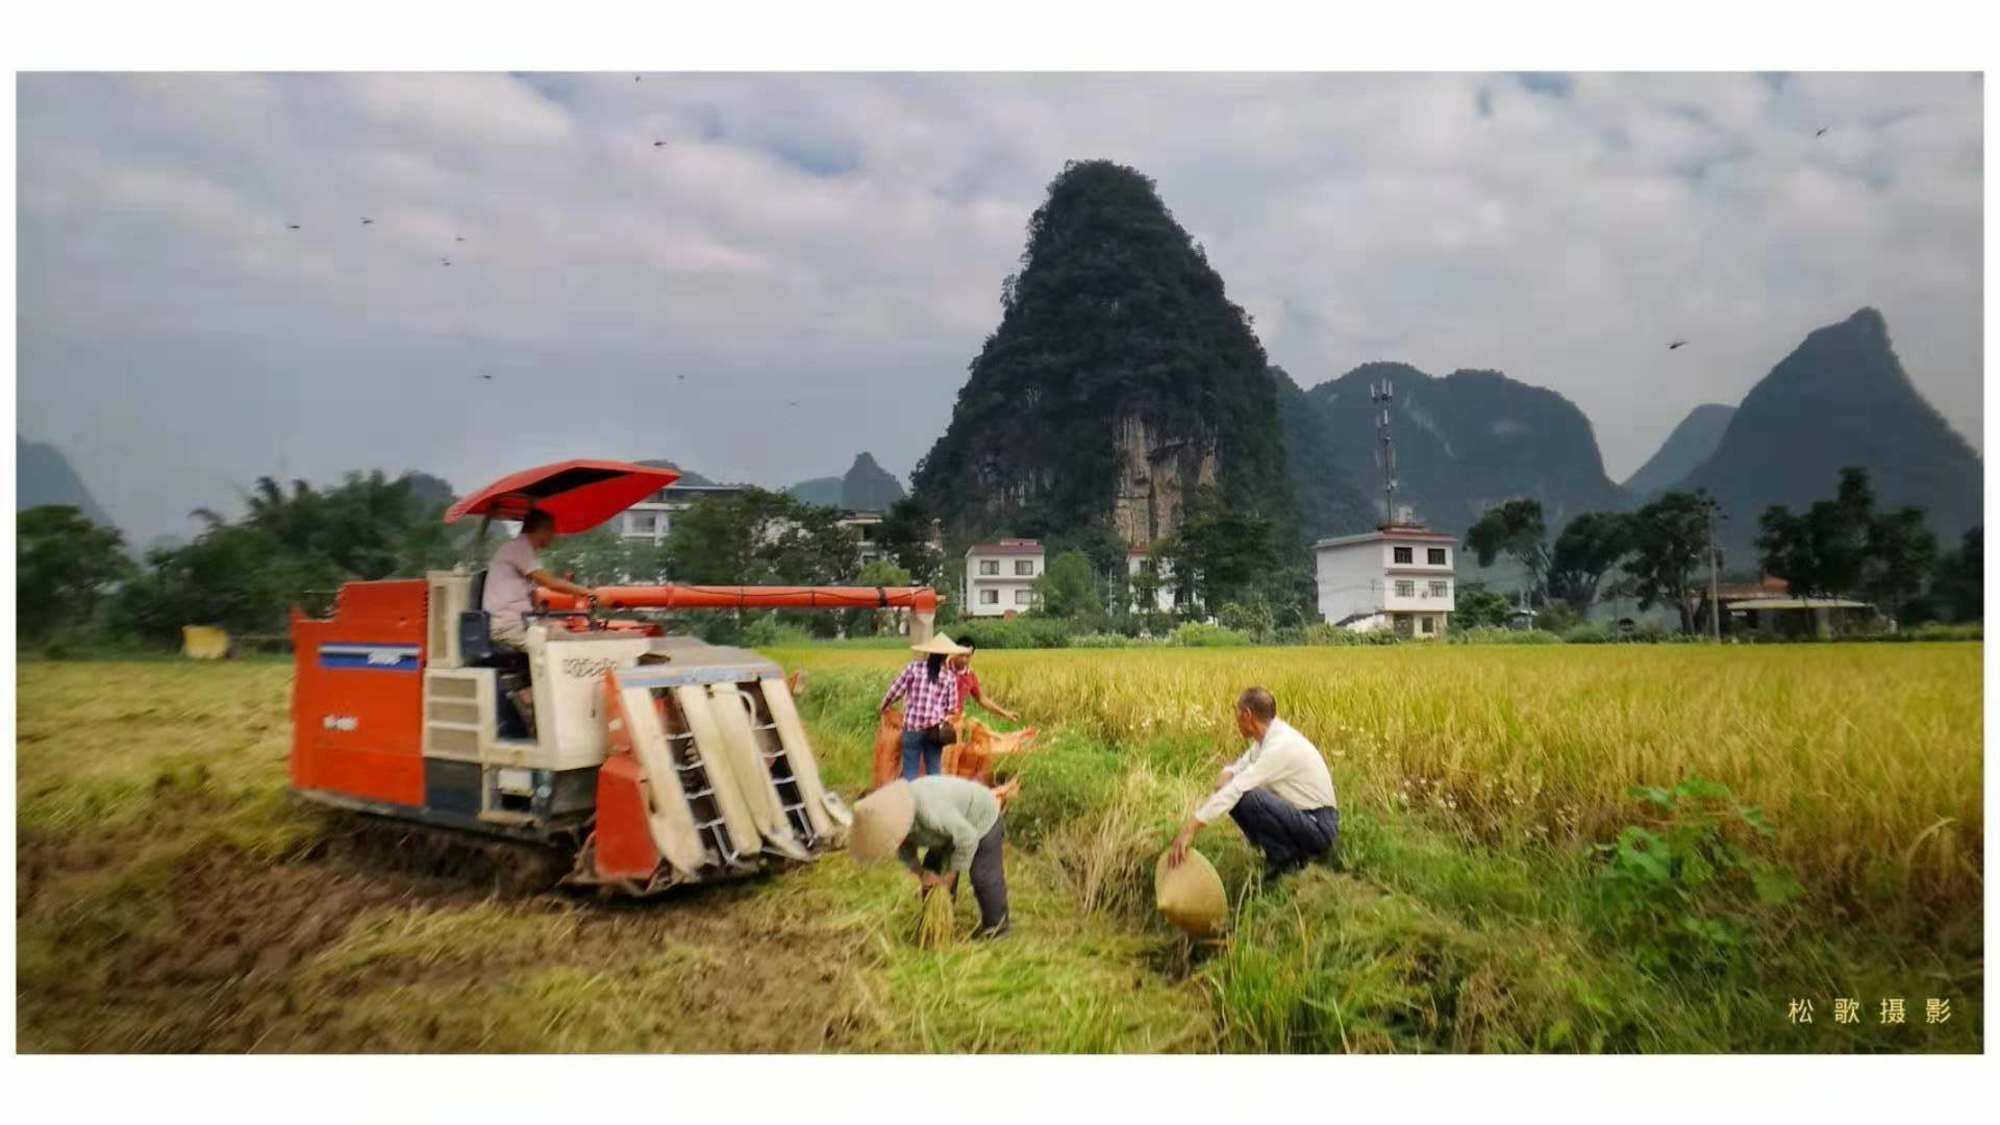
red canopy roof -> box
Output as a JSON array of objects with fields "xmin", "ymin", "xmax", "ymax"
[{"xmin": 444, "ymin": 460, "xmax": 681, "ymax": 534}]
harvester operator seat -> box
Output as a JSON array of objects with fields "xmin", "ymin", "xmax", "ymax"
[
  {"xmin": 458, "ymin": 568, "xmax": 500, "ymax": 666},
  {"xmin": 458, "ymin": 569, "xmax": 533, "ymax": 738}
]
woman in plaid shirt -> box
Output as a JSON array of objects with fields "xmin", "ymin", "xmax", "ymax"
[{"xmin": 880, "ymin": 634, "xmax": 970, "ymax": 780}]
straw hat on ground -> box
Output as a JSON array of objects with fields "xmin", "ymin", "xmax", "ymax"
[
  {"xmin": 911, "ymin": 633, "xmax": 971, "ymax": 656},
  {"xmin": 849, "ymin": 779, "xmax": 916, "ymax": 863},
  {"xmin": 1155, "ymin": 847, "xmax": 1228, "ymax": 937}
]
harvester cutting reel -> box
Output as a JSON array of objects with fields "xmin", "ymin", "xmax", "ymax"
[{"xmin": 569, "ymin": 664, "xmax": 853, "ymax": 896}]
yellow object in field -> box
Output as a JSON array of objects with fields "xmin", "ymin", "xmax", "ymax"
[
  {"xmin": 917, "ymin": 885, "xmax": 956, "ymax": 949},
  {"xmin": 181, "ymin": 626, "xmax": 230, "ymax": 660},
  {"xmin": 1156, "ymin": 848, "xmax": 1228, "ymax": 938}
]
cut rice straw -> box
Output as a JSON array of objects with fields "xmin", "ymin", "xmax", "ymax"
[{"xmin": 917, "ymin": 886, "xmax": 955, "ymax": 949}]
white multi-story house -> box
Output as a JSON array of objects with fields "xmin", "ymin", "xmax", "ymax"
[
  {"xmin": 1125, "ymin": 550, "xmax": 1180, "ymax": 614},
  {"xmin": 1314, "ymin": 525, "xmax": 1458, "ymax": 638},
  {"xmin": 965, "ymin": 539, "xmax": 1044, "ymax": 617},
  {"xmin": 613, "ymin": 483, "xmax": 750, "ymax": 545}
]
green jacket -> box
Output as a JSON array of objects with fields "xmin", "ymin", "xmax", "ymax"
[{"xmin": 896, "ymin": 775, "xmax": 1000, "ymax": 875}]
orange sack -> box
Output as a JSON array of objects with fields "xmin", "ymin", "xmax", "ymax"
[{"xmin": 872, "ymin": 706, "xmax": 906, "ymax": 789}]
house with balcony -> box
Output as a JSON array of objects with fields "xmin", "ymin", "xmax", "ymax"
[
  {"xmin": 965, "ymin": 539, "xmax": 1044, "ymax": 617},
  {"xmin": 1314, "ymin": 525, "xmax": 1458, "ymax": 638}
]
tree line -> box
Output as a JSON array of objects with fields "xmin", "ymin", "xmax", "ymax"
[
  {"xmin": 1461, "ymin": 466, "xmax": 1981, "ymax": 634},
  {"xmin": 16, "ymin": 475, "xmax": 923, "ymax": 651}
]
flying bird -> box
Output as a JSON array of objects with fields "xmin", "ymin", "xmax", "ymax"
[
  {"xmin": 653, "ymin": 140, "xmax": 668, "ymax": 148},
  {"xmin": 478, "ymin": 374, "xmax": 493, "ymax": 381},
  {"xmin": 441, "ymin": 257, "xmax": 452, "ymax": 267},
  {"xmin": 1668, "ymin": 340, "xmax": 1688, "ymax": 350},
  {"xmin": 1815, "ymin": 126, "xmax": 1829, "ymax": 137},
  {"xmin": 361, "ymin": 217, "xmax": 374, "ymax": 225},
  {"xmin": 634, "ymin": 75, "xmax": 642, "ymax": 82},
  {"xmin": 676, "ymin": 374, "xmax": 686, "ymax": 381},
  {"xmin": 287, "ymin": 223, "xmax": 301, "ymax": 230}
]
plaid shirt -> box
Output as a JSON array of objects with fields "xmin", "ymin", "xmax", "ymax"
[{"xmin": 882, "ymin": 659, "xmax": 961, "ymax": 730}]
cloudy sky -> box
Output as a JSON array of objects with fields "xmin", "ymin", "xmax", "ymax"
[{"xmin": 16, "ymin": 71, "xmax": 1983, "ymax": 545}]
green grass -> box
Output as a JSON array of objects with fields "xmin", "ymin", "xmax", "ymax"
[{"xmin": 15, "ymin": 647, "xmax": 1984, "ymax": 1052}]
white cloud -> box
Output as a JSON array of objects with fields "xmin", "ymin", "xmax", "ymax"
[{"xmin": 15, "ymin": 72, "xmax": 1982, "ymax": 544}]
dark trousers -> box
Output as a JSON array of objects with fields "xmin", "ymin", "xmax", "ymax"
[
  {"xmin": 920, "ymin": 818, "xmax": 1008, "ymax": 930},
  {"xmin": 900, "ymin": 728, "xmax": 942, "ymax": 780},
  {"xmin": 1230, "ymin": 788, "xmax": 1339, "ymax": 872}
]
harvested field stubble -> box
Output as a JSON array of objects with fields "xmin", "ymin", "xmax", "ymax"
[{"xmin": 16, "ymin": 644, "xmax": 1984, "ymax": 1053}]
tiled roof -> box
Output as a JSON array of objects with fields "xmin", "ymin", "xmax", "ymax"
[{"xmin": 966, "ymin": 541, "xmax": 1044, "ymax": 556}]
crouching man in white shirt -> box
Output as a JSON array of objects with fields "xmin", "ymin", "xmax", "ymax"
[{"xmin": 1166, "ymin": 686, "xmax": 1339, "ymax": 880}]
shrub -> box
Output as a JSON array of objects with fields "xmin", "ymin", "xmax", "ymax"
[
  {"xmin": 1169, "ymin": 622, "xmax": 1252, "ymax": 647},
  {"xmin": 1447, "ymin": 626, "xmax": 1564, "ymax": 645},
  {"xmin": 1590, "ymin": 778, "xmax": 1803, "ymax": 975},
  {"xmin": 742, "ymin": 615, "xmax": 814, "ymax": 647},
  {"xmin": 953, "ymin": 617, "xmax": 1073, "ymax": 649},
  {"xmin": 1562, "ymin": 623, "xmax": 1617, "ymax": 645}
]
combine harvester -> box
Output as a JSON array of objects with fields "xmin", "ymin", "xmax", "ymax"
[{"xmin": 289, "ymin": 460, "xmax": 940, "ymax": 895}]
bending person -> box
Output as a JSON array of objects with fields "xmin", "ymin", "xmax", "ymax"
[
  {"xmin": 850, "ymin": 776, "xmax": 1010, "ymax": 940},
  {"xmin": 1166, "ymin": 686, "xmax": 1339, "ymax": 881}
]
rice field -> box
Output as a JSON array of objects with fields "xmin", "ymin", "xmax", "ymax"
[
  {"xmin": 14, "ymin": 643, "xmax": 1984, "ymax": 1052},
  {"xmin": 778, "ymin": 643, "xmax": 1983, "ymax": 913}
]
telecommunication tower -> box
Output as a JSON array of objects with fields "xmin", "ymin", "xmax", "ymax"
[{"xmin": 1371, "ymin": 378, "xmax": 1398, "ymax": 526}]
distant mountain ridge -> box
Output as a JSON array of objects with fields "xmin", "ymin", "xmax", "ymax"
[
  {"xmin": 786, "ymin": 452, "xmax": 907, "ymax": 511},
  {"xmin": 1622, "ymin": 404, "xmax": 1737, "ymax": 498},
  {"xmin": 17, "ymin": 435, "xmax": 115, "ymax": 529},
  {"xmin": 1674, "ymin": 307, "xmax": 1981, "ymax": 552},
  {"xmin": 1283, "ymin": 362, "xmax": 1625, "ymax": 538}
]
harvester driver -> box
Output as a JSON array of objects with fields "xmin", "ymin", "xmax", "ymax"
[{"xmin": 485, "ymin": 508, "xmax": 596, "ymax": 650}]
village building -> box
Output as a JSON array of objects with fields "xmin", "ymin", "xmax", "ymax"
[
  {"xmin": 965, "ymin": 539, "xmax": 1044, "ymax": 617},
  {"xmin": 1314, "ymin": 524, "xmax": 1458, "ymax": 638}
]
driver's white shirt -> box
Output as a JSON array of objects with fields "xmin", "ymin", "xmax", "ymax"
[{"xmin": 484, "ymin": 535, "xmax": 540, "ymax": 630}]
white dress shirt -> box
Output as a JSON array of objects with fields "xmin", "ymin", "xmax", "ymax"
[{"xmin": 1196, "ymin": 717, "xmax": 1339, "ymax": 824}]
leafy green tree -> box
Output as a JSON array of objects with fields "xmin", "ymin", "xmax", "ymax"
[
  {"xmin": 111, "ymin": 524, "xmax": 326, "ymax": 643},
  {"xmin": 1164, "ymin": 488, "xmax": 1286, "ymax": 611},
  {"xmin": 1626, "ymin": 490, "xmax": 1718, "ymax": 634},
  {"xmin": 843, "ymin": 559, "xmax": 915, "ymax": 637},
  {"xmin": 17, "ymin": 506, "xmax": 134, "ymax": 642},
  {"xmin": 1929, "ymin": 528, "xmax": 1983, "ymax": 623},
  {"xmin": 876, "ymin": 497, "xmax": 943, "ymax": 584},
  {"xmin": 662, "ymin": 488, "xmax": 860, "ymax": 637},
  {"xmin": 1452, "ymin": 582, "xmax": 1512, "ymax": 630},
  {"xmin": 540, "ymin": 526, "xmax": 644, "ymax": 586},
  {"xmin": 1862, "ymin": 506, "xmax": 1937, "ymax": 627},
  {"xmin": 1465, "ymin": 498, "xmax": 1550, "ymax": 604},
  {"xmin": 1546, "ymin": 511, "xmax": 1632, "ymax": 614},
  {"xmin": 1032, "ymin": 550, "xmax": 1102, "ymax": 620},
  {"xmin": 1758, "ymin": 467, "xmax": 1877, "ymax": 609}
]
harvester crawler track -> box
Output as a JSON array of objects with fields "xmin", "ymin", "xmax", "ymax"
[{"xmin": 312, "ymin": 817, "xmax": 576, "ymax": 899}]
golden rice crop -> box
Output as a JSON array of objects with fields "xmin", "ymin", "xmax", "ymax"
[{"xmin": 782, "ymin": 643, "xmax": 1982, "ymax": 910}]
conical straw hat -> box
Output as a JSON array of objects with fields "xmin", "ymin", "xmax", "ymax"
[
  {"xmin": 849, "ymin": 780, "xmax": 916, "ymax": 863},
  {"xmin": 910, "ymin": 633, "xmax": 971, "ymax": 656},
  {"xmin": 1155, "ymin": 847, "xmax": 1228, "ymax": 937}
]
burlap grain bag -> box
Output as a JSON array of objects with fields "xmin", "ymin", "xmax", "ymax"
[{"xmin": 1155, "ymin": 847, "xmax": 1228, "ymax": 937}]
